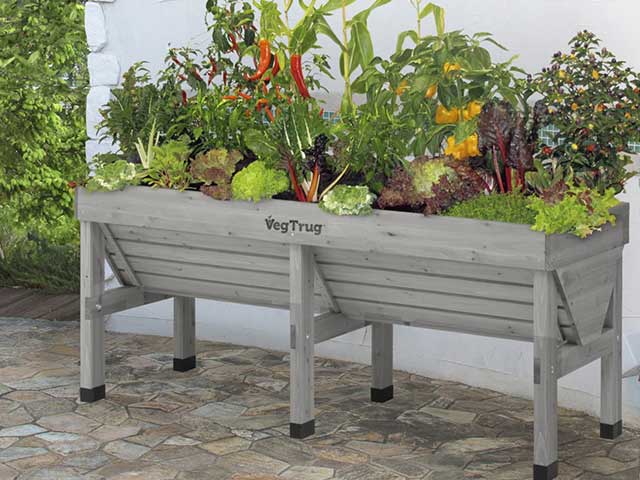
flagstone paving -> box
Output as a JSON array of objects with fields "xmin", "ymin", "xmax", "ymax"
[{"xmin": 0, "ymin": 317, "xmax": 637, "ymax": 479}]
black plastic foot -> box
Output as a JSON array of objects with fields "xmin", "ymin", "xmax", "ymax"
[
  {"xmin": 533, "ymin": 462, "xmax": 558, "ymax": 480},
  {"xmin": 173, "ymin": 356, "xmax": 196, "ymax": 372},
  {"xmin": 601, "ymin": 421, "xmax": 623, "ymax": 439},
  {"xmin": 371, "ymin": 385, "xmax": 394, "ymax": 403},
  {"xmin": 80, "ymin": 385, "xmax": 105, "ymax": 403},
  {"xmin": 290, "ymin": 420, "xmax": 315, "ymax": 439}
]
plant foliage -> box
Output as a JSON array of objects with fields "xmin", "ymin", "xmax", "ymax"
[
  {"xmin": 446, "ymin": 192, "xmax": 537, "ymax": 224},
  {"xmin": 85, "ymin": 160, "xmax": 140, "ymax": 192},
  {"xmin": 530, "ymin": 30, "xmax": 640, "ymax": 193},
  {"xmin": 320, "ymin": 185, "xmax": 375, "ymax": 216},
  {"xmin": 231, "ymin": 161, "xmax": 289, "ymax": 202}
]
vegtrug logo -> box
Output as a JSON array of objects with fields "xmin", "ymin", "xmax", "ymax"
[{"xmin": 265, "ymin": 216, "xmax": 323, "ymax": 235}]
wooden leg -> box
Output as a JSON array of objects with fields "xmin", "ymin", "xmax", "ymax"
[
  {"xmin": 289, "ymin": 245, "xmax": 315, "ymax": 439},
  {"xmin": 601, "ymin": 258, "xmax": 623, "ymax": 439},
  {"xmin": 371, "ymin": 322, "xmax": 393, "ymax": 402},
  {"xmin": 174, "ymin": 297, "xmax": 196, "ymax": 372},
  {"xmin": 80, "ymin": 222, "xmax": 106, "ymax": 403},
  {"xmin": 533, "ymin": 271, "xmax": 559, "ymax": 480}
]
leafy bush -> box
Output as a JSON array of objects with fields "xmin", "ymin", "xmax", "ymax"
[
  {"xmin": 320, "ymin": 186, "xmax": 375, "ymax": 216},
  {"xmin": 231, "ymin": 161, "xmax": 289, "ymax": 202},
  {"xmin": 85, "ymin": 160, "xmax": 140, "ymax": 192},
  {"xmin": 531, "ymin": 31, "xmax": 640, "ymax": 193},
  {"xmin": 0, "ymin": 0, "xmax": 88, "ymax": 223},
  {"xmin": 529, "ymin": 186, "xmax": 619, "ymax": 238},
  {"xmin": 0, "ymin": 207, "xmax": 79, "ymax": 293},
  {"xmin": 446, "ymin": 192, "xmax": 537, "ymax": 224}
]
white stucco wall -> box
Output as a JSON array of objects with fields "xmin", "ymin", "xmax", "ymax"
[{"xmin": 86, "ymin": 0, "xmax": 640, "ymax": 424}]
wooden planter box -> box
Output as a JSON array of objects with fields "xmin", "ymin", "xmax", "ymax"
[{"xmin": 76, "ymin": 186, "xmax": 629, "ymax": 480}]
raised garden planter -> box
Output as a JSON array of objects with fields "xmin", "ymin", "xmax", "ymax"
[{"xmin": 76, "ymin": 186, "xmax": 629, "ymax": 480}]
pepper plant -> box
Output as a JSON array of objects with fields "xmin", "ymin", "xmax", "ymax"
[{"xmin": 530, "ymin": 30, "xmax": 640, "ymax": 193}]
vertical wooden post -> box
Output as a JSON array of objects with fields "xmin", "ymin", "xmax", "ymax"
[
  {"xmin": 80, "ymin": 221, "xmax": 106, "ymax": 403},
  {"xmin": 533, "ymin": 271, "xmax": 559, "ymax": 480},
  {"xmin": 174, "ymin": 296, "xmax": 196, "ymax": 372},
  {"xmin": 371, "ymin": 322, "xmax": 394, "ymax": 402},
  {"xmin": 601, "ymin": 257, "xmax": 623, "ymax": 439},
  {"xmin": 289, "ymin": 244, "xmax": 315, "ymax": 439}
]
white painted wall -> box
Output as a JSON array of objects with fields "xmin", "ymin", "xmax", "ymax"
[{"xmin": 87, "ymin": 0, "xmax": 640, "ymax": 424}]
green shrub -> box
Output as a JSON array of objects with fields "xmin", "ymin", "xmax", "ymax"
[
  {"xmin": 232, "ymin": 161, "xmax": 289, "ymax": 202},
  {"xmin": 445, "ymin": 192, "xmax": 537, "ymax": 224},
  {"xmin": 0, "ymin": 207, "xmax": 79, "ymax": 293}
]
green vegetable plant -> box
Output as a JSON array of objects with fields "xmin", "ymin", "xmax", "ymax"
[
  {"xmin": 378, "ymin": 157, "xmax": 486, "ymax": 215},
  {"xmin": 531, "ymin": 30, "xmax": 640, "ymax": 193},
  {"xmin": 99, "ymin": 63, "xmax": 184, "ymax": 161},
  {"xmin": 231, "ymin": 161, "xmax": 289, "ymax": 202},
  {"xmin": 145, "ymin": 140, "xmax": 193, "ymax": 190},
  {"xmin": 191, "ymin": 148, "xmax": 243, "ymax": 200},
  {"xmin": 528, "ymin": 185, "xmax": 619, "ymax": 238},
  {"xmin": 85, "ymin": 160, "xmax": 140, "ymax": 192},
  {"xmin": 320, "ymin": 185, "xmax": 375, "ymax": 216}
]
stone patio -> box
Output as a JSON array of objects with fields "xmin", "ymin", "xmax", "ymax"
[{"xmin": 0, "ymin": 318, "xmax": 637, "ymax": 479}]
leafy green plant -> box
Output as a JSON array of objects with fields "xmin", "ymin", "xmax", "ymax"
[
  {"xmin": 146, "ymin": 140, "xmax": 193, "ymax": 190},
  {"xmin": 531, "ymin": 30, "xmax": 640, "ymax": 193},
  {"xmin": 191, "ymin": 148, "xmax": 243, "ymax": 200},
  {"xmin": 446, "ymin": 192, "xmax": 537, "ymax": 224},
  {"xmin": 529, "ymin": 185, "xmax": 619, "ymax": 238},
  {"xmin": 135, "ymin": 120, "xmax": 161, "ymax": 169},
  {"xmin": 320, "ymin": 185, "xmax": 375, "ymax": 216},
  {"xmin": 99, "ymin": 63, "xmax": 184, "ymax": 160},
  {"xmin": 378, "ymin": 157, "xmax": 485, "ymax": 215},
  {"xmin": 477, "ymin": 100, "xmax": 541, "ymax": 192},
  {"xmin": 0, "ymin": 0, "xmax": 87, "ymax": 224},
  {"xmin": 231, "ymin": 161, "xmax": 289, "ymax": 202},
  {"xmin": 525, "ymin": 159, "xmax": 571, "ymax": 204},
  {"xmin": 85, "ymin": 160, "xmax": 140, "ymax": 192}
]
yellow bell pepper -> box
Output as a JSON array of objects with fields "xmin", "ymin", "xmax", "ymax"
[
  {"xmin": 425, "ymin": 84, "xmax": 437, "ymax": 99},
  {"xmin": 444, "ymin": 62, "xmax": 461, "ymax": 74},
  {"xmin": 463, "ymin": 101, "xmax": 483, "ymax": 120},
  {"xmin": 395, "ymin": 80, "xmax": 409, "ymax": 96},
  {"xmin": 435, "ymin": 105, "xmax": 460, "ymax": 124},
  {"xmin": 445, "ymin": 134, "xmax": 479, "ymax": 160}
]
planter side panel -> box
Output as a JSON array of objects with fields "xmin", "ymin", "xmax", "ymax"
[{"xmin": 76, "ymin": 188, "xmax": 548, "ymax": 270}]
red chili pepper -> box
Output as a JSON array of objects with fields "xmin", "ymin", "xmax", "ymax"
[
  {"xmin": 223, "ymin": 71, "xmax": 228, "ymax": 86},
  {"xmin": 67, "ymin": 181, "xmax": 77, "ymax": 189},
  {"xmin": 238, "ymin": 91, "xmax": 252, "ymax": 101},
  {"xmin": 181, "ymin": 90, "xmax": 188, "ymax": 106},
  {"xmin": 247, "ymin": 39, "xmax": 272, "ymax": 82},
  {"xmin": 192, "ymin": 69, "xmax": 204, "ymax": 83},
  {"xmin": 274, "ymin": 84, "xmax": 282, "ymax": 99},
  {"xmin": 171, "ymin": 56, "xmax": 183, "ymax": 67},
  {"xmin": 271, "ymin": 55, "xmax": 281, "ymax": 78},
  {"xmin": 265, "ymin": 108, "xmax": 275, "ymax": 123},
  {"xmin": 223, "ymin": 95, "xmax": 239, "ymax": 101},
  {"xmin": 262, "ymin": 82, "xmax": 268, "ymax": 96},
  {"xmin": 319, "ymin": 108, "xmax": 324, "ymax": 118},
  {"xmin": 587, "ymin": 144, "xmax": 597, "ymax": 153},
  {"xmin": 229, "ymin": 33, "xmax": 238, "ymax": 52},
  {"xmin": 207, "ymin": 58, "xmax": 217, "ymax": 85},
  {"xmin": 178, "ymin": 74, "xmax": 188, "ymax": 82},
  {"xmin": 256, "ymin": 98, "xmax": 269, "ymax": 111},
  {"xmin": 290, "ymin": 54, "xmax": 311, "ymax": 99}
]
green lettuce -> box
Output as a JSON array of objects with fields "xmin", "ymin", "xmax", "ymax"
[{"xmin": 319, "ymin": 185, "xmax": 375, "ymax": 216}]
